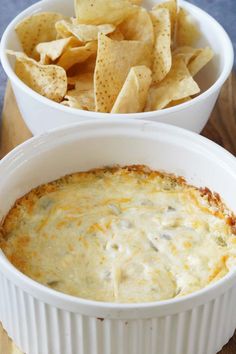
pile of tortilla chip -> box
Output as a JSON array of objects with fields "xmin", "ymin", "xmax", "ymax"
[{"xmin": 7, "ymin": 0, "xmax": 214, "ymax": 113}]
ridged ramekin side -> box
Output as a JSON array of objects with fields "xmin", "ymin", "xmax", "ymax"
[{"xmin": 0, "ymin": 271, "xmax": 235, "ymax": 354}]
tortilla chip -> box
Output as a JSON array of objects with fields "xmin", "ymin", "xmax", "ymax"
[
  {"xmin": 188, "ymin": 47, "xmax": 214, "ymax": 76},
  {"xmin": 173, "ymin": 46, "xmax": 200, "ymax": 65},
  {"xmin": 94, "ymin": 33, "xmax": 152, "ymax": 113},
  {"xmin": 39, "ymin": 55, "xmax": 50, "ymax": 65},
  {"xmin": 108, "ymin": 28, "xmax": 125, "ymax": 41},
  {"xmin": 57, "ymin": 20, "xmax": 115, "ymax": 42},
  {"xmin": 55, "ymin": 20, "xmax": 72, "ymax": 38},
  {"xmin": 67, "ymin": 72, "xmax": 94, "ymax": 90},
  {"xmin": 57, "ymin": 41, "xmax": 97, "ymax": 70},
  {"xmin": 7, "ymin": 51, "xmax": 67, "ymax": 102},
  {"xmin": 111, "ymin": 65, "xmax": 152, "ymax": 113},
  {"xmin": 174, "ymin": 46, "xmax": 214, "ymax": 76},
  {"xmin": 165, "ymin": 96, "xmax": 191, "ymax": 108},
  {"xmin": 145, "ymin": 57, "xmax": 200, "ymax": 111},
  {"xmin": 67, "ymin": 55, "xmax": 97, "ymax": 78},
  {"xmin": 62, "ymin": 96, "xmax": 80, "ymax": 108},
  {"xmin": 119, "ymin": 7, "xmax": 154, "ymax": 47},
  {"xmin": 151, "ymin": 8, "xmax": 171, "ymax": 83},
  {"xmin": 78, "ymin": 55, "xmax": 97, "ymax": 73},
  {"xmin": 176, "ymin": 8, "xmax": 200, "ymax": 46},
  {"xmin": 62, "ymin": 89, "xmax": 95, "ymax": 110},
  {"xmin": 129, "ymin": 0, "xmax": 142, "ymax": 4},
  {"xmin": 152, "ymin": 0, "xmax": 177, "ymax": 39},
  {"xmin": 74, "ymin": 0, "xmax": 137, "ymax": 25},
  {"xmin": 15, "ymin": 12, "xmax": 64, "ymax": 59},
  {"xmin": 36, "ymin": 37, "xmax": 79, "ymax": 63}
]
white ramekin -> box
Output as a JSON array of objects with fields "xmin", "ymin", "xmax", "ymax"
[
  {"xmin": 0, "ymin": 120, "xmax": 236, "ymax": 354},
  {"xmin": 0, "ymin": 0, "xmax": 234, "ymax": 135}
]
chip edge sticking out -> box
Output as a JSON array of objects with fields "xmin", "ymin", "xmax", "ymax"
[{"xmin": 111, "ymin": 65, "xmax": 152, "ymax": 113}]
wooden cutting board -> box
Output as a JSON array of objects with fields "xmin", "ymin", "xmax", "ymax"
[{"xmin": 0, "ymin": 74, "xmax": 236, "ymax": 353}]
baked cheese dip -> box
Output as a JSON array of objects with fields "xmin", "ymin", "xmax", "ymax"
[{"xmin": 1, "ymin": 166, "xmax": 236, "ymax": 303}]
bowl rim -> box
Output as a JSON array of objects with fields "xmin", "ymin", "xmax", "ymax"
[
  {"xmin": 1, "ymin": 119, "xmax": 236, "ymax": 317},
  {"xmin": 0, "ymin": 0, "xmax": 234, "ymax": 119}
]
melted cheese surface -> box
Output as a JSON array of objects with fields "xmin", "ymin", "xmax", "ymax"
[{"xmin": 1, "ymin": 166, "xmax": 236, "ymax": 303}]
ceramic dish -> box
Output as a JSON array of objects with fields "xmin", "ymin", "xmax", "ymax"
[
  {"xmin": 0, "ymin": 120, "xmax": 236, "ymax": 354},
  {"xmin": 0, "ymin": 0, "xmax": 234, "ymax": 135}
]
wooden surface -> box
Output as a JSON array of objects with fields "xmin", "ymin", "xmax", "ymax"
[
  {"xmin": 0, "ymin": 74, "xmax": 236, "ymax": 353},
  {"xmin": 201, "ymin": 72, "xmax": 236, "ymax": 156},
  {"xmin": 0, "ymin": 83, "xmax": 32, "ymax": 159}
]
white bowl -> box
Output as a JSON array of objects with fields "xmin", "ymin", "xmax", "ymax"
[
  {"xmin": 0, "ymin": 120, "xmax": 236, "ymax": 354},
  {"xmin": 0, "ymin": 0, "xmax": 234, "ymax": 135}
]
